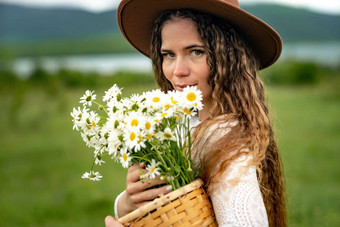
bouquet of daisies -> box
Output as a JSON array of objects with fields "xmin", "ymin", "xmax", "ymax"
[{"xmin": 71, "ymin": 84, "xmax": 203, "ymax": 190}]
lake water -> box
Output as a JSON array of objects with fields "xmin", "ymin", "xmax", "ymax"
[
  {"xmin": 12, "ymin": 42, "xmax": 340, "ymax": 78},
  {"xmin": 280, "ymin": 42, "xmax": 340, "ymax": 65},
  {"xmin": 13, "ymin": 53, "xmax": 153, "ymax": 79}
]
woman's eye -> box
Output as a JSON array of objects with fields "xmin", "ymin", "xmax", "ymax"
[
  {"xmin": 161, "ymin": 52, "xmax": 175, "ymax": 58},
  {"xmin": 191, "ymin": 49, "xmax": 204, "ymax": 56}
]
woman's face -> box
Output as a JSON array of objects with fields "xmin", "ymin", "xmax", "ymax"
[{"xmin": 161, "ymin": 18, "xmax": 212, "ymax": 105}]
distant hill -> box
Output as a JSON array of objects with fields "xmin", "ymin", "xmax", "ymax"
[
  {"xmin": 242, "ymin": 4, "xmax": 340, "ymax": 41},
  {"xmin": 0, "ymin": 3, "xmax": 339, "ymax": 57},
  {"xmin": 0, "ymin": 4, "xmax": 119, "ymax": 42}
]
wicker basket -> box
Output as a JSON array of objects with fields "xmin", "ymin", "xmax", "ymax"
[{"xmin": 118, "ymin": 179, "xmax": 217, "ymax": 226}]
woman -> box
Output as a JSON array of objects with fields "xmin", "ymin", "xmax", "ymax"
[{"xmin": 108, "ymin": 0, "xmax": 287, "ymax": 226}]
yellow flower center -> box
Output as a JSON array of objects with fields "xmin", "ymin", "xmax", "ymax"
[
  {"xmin": 92, "ymin": 121, "xmax": 96, "ymax": 127},
  {"xmin": 129, "ymin": 132, "xmax": 136, "ymax": 141},
  {"xmin": 151, "ymin": 167, "xmax": 155, "ymax": 173},
  {"xmin": 123, "ymin": 153, "xmax": 127, "ymax": 161},
  {"xmin": 164, "ymin": 104, "xmax": 171, "ymax": 109},
  {"xmin": 152, "ymin": 97, "xmax": 160, "ymax": 102},
  {"xmin": 145, "ymin": 122, "xmax": 151, "ymax": 130},
  {"xmin": 186, "ymin": 92, "xmax": 196, "ymax": 102},
  {"xmin": 164, "ymin": 132, "xmax": 172, "ymax": 139},
  {"xmin": 131, "ymin": 119, "xmax": 138, "ymax": 126},
  {"xmin": 161, "ymin": 113, "xmax": 167, "ymax": 118},
  {"xmin": 184, "ymin": 109, "xmax": 191, "ymax": 115}
]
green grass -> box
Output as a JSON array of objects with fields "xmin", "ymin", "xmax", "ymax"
[
  {"xmin": 1, "ymin": 76, "xmax": 339, "ymax": 226},
  {"xmin": 267, "ymin": 80, "xmax": 340, "ymax": 226}
]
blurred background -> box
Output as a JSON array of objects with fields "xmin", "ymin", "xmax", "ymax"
[{"xmin": 0, "ymin": 0, "xmax": 339, "ymax": 226}]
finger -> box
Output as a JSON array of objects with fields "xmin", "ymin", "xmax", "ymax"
[
  {"xmin": 128, "ymin": 163, "xmax": 143, "ymax": 173},
  {"xmin": 136, "ymin": 178, "xmax": 168, "ymax": 190},
  {"xmin": 127, "ymin": 164, "xmax": 147, "ymax": 182},
  {"xmin": 105, "ymin": 216, "xmax": 123, "ymax": 227},
  {"xmin": 126, "ymin": 177, "xmax": 167, "ymax": 195},
  {"xmin": 130, "ymin": 184, "xmax": 173, "ymax": 204},
  {"xmin": 127, "ymin": 168, "xmax": 147, "ymax": 183}
]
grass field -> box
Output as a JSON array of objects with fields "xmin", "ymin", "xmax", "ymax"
[{"xmin": 0, "ymin": 75, "xmax": 339, "ymax": 226}]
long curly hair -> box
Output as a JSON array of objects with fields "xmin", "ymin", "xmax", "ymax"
[{"xmin": 150, "ymin": 9, "xmax": 287, "ymax": 227}]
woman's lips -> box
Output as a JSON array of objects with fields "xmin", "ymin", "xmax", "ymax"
[{"xmin": 176, "ymin": 84, "xmax": 197, "ymax": 91}]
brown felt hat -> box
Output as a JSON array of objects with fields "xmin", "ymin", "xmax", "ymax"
[{"xmin": 117, "ymin": 0, "xmax": 282, "ymax": 69}]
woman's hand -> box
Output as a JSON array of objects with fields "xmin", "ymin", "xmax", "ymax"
[
  {"xmin": 105, "ymin": 216, "xmax": 123, "ymax": 227},
  {"xmin": 117, "ymin": 163, "xmax": 172, "ymax": 217}
]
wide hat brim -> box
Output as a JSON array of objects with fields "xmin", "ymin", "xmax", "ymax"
[{"xmin": 117, "ymin": 0, "xmax": 282, "ymax": 69}]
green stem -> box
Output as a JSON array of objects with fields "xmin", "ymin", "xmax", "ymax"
[{"xmin": 93, "ymin": 100, "xmax": 109, "ymax": 115}]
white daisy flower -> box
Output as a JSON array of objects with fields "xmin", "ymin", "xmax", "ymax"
[
  {"xmin": 181, "ymin": 86, "xmax": 203, "ymax": 110},
  {"xmin": 71, "ymin": 106, "xmax": 82, "ymax": 122},
  {"xmin": 145, "ymin": 89, "xmax": 166, "ymax": 110},
  {"xmin": 81, "ymin": 171, "xmax": 102, "ymax": 181},
  {"xmin": 71, "ymin": 106, "xmax": 88, "ymax": 131},
  {"xmin": 158, "ymin": 127, "xmax": 175, "ymax": 141},
  {"xmin": 123, "ymin": 127, "xmax": 142, "ymax": 150},
  {"xmin": 122, "ymin": 127, "xmax": 146, "ymax": 152},
  {"xmin": 146, "ymin": 159, "xmax": 161, "ymax": 179},
  {"xmin": 80, "ymin": 90, "xmax": 96, "ymax": 107},
  {"xmin": 103, "ymin": 84, "xmax": 122, "ymax": 102},
  {"xmin": 142, "ymin": 117, "xmax": 155, "ymax": 136},
  {"xmin": 178, "ymin": 107, "xmax": 197, "ymax": 118},
  {"xmin": 88, "ymin": 111, "xmax": 100, "ymax": 128},
  {"xmin": 124, "ymin": 112, "xmax": 145, "ymax": 129},
  {"xmin": 81, "ymin": 132, "xmax": 99, "ymax": 148},
  {"xmin": 79, "ymin": 111, "xmax": 100, "ymax": 134},
  {"xmin": 119, "ymin": 149, "xmax": 132, "ymax": 168}
]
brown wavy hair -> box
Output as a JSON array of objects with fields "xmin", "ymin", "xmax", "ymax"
[{"xmin": 150, "ymin": 9, "xmax": 287, "ymax": 227}]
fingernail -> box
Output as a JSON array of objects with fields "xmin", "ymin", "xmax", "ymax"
[{"xmin": 166, "ymin": 185, "xmax": 172, "ymax": 191}]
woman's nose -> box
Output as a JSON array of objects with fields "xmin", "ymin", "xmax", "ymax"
[{"xmin": 173, "ymin": 58, "xmax": 190, "ymax": 77}]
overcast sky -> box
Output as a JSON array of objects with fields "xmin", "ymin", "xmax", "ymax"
[{"xmin": 1, "ymin": 0, "xmax": 340, "ymax": 15}]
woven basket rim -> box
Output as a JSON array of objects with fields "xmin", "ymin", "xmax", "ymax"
[{"xmin": 118, "ymin": 178, "xmax": 204, "ymax": 224}]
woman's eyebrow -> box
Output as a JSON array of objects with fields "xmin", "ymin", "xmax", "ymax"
[
  {"xmin": 161, "ymin": 44, "xmax": 205, "ymax": 52},
  {"xmin": 184, "ymin": 44, "xmax": 205, "ymax": 49}
]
